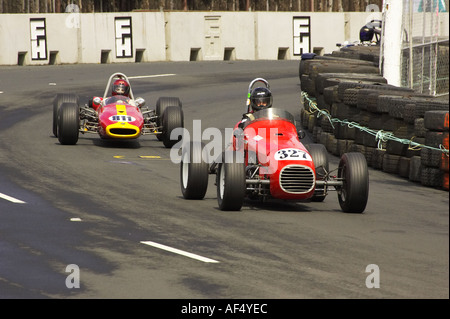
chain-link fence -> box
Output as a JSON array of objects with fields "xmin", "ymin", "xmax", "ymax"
[{"xmin": 401, "ymin": 0, "xmax": 449, "ymax": 96}]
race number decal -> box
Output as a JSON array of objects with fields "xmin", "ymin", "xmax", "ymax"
[
  {"xmin": 109, "ymin": 115, "xmax": 136, "ymax": 122},
  {"xmin": 274, "ymin": 148, "xmax": 312, "ymax": 161}
]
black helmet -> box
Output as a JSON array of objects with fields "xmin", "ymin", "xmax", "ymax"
[
  {"xmin": 250, "ymin": 87, "xmax": 273, "ymax": 112},
  {"xmin": 359, "ymin": 26, "xmax": 374, "ymax": 42}
]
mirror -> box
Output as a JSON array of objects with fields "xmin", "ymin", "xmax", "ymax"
[
  {"xmin": 135, "ymin": 97, "xmax": 145, "ymax": 108},
  {"xmin": 297, "ymin": 129, "xmax": 306, "ymax": 139}
]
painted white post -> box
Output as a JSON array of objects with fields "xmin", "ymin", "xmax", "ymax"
[{"xmin": 380, "ymin": 0, "xmax": 403, "ymax": 86}]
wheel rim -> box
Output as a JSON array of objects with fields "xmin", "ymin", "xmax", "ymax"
[
  {"xmin": 340, "ymin": 186, "xmax": 347, "ymax": 202},
  {"xmin": 219, "ymin": 165, "xmax": 225, "ymax": 199},
  {"xmin": 182, "ymin": 152, "xmax": 189, "ymax": 189},
  {"xmin": 340, "ymin": 164, "xmax": 347, "ymax": 202}
]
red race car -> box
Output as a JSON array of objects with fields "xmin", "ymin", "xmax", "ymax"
[
  {"xmin": 180, "ymin": 78, "xmax": 369, "ymax": 213},
  {"xmin": 52, "ymin": 72, "xmax": 183, "ymax": 147}
]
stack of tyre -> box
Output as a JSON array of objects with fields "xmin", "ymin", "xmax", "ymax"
[
  {"xmin": 418, "ymin": 111, "xmax": 449, "ymax": 190},
  {"xmin": 331, "ymin": 44, "xmax": 381, "ymax": 65},
  {"xmin": 299, "ymin": 49, "xmax": 449, "ymax": 191}
]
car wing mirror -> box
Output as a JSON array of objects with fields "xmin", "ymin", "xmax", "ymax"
[
  {"xmin": 297, "ymin": 129, "xmax": 306, "ymax": 139},
  {"xmin": 135, "ymin": 97, "xmax": 145, "ymax": 108},
  {"xmin": 91, "ymin": 96, "xmax": 102, "ymax": 110}
]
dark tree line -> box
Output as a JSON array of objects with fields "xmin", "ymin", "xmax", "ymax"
[{"xmin": 1, "ymin": 0, "xmax": 385, "ymax": 13}]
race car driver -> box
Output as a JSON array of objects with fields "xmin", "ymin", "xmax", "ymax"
[
  {"xmin": 233, "ymin": 85, "xmax": 273, "ymax": 150},
  {"xmin": 238, "ymin": 86, "xmax": 273, "ymax": 128},
  {"xmin": 91, "ymin": 78, "xmax": 133, "ymax": 110},
  {"xmin": 249, "ymin": 86, "xmax": 273, "ymax": 112},
  {"xmin": 112, "ymin": 79, "xmax": 130, "ymax": 97}
]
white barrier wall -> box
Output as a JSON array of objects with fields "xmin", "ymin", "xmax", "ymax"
[
  {"xmin": 0, "ymin": 11, "xmax": 382, "ymax": 66},
  {"xmin": 0, "ymin": 14, "xmax": 82, "ymax": 65},
  {"xmin": 79, "ymin": 12, "xmax": 166, "ymax": 63},
  {"xmin": 165, "ymin": 11, "xmax": 257, "ymax": 61}
]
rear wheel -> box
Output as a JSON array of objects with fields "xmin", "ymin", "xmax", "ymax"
[
  {"xmin": 156, "ymin": 97, "xmax": 182, "ymax": 141},
  {"xmin": 53, "ymin": 93, "xmax": 79, "ymax": 137},
  {"xmin": 216, "ymin": 151, "xmax": 246, "ymax": 211},
  {"xmin": 337, "ymin": 152, "xmax": 369, "ymax": 213},
  {"xmin": 181, "ymin": 141, "xmax": 209, "ymax": 199},
  {"xmin": 161, "ymin": 106, "xmax": 184, "ymax": 148},
  {"xmin": 57, "ymin": 102, "xmax": 80, "ymax": 145},
  {"xmin": 305, "ymin": 144, "xmax": 329, "ymax": 202}
]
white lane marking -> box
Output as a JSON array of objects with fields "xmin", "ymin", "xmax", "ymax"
[
  {"xmin": 128, "ymin": 74, "xmax": 175, "ymax": 79},
  {"xmin": 140, "ymin": 240, "xmax": 219, "ymax": 263},
  {"xmin": 0, "ymin": 193, "xmax": 26, "ymax": 204}
]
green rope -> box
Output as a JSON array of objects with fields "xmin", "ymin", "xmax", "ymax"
[{"xmin": 301, "ymin": 91, "xmax": 449, "ymax": 156}]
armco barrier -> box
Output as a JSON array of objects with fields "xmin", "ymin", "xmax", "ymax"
[
  {"xmin": 299, "ymin": 46, "xmax": 449, "ymax": 191},
  {"xmin": 0, "ymin": 11, "xmax": 381, "ymax": 65}
]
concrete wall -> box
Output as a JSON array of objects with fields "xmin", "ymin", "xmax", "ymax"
[
  {"xmin": 78, "ymin": 12, "xmax": 166, "ymax": 63},
  {"xmin": 0, "ymin": 11, "xmax": 383, "ymax": 66}
]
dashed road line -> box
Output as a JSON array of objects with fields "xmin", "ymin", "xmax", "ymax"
[
  {"xmin": 140, "ymin": 240, "xmax": 219, "ymax": 263},
  {"xmin": 113, "ymin": 155, "xmax": 165, "ymax": 160},
  {"xmin": 0, "ymin": 193, "xmax": 26, "ymax": 204}
]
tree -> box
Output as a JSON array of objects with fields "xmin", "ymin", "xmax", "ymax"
[{"xmin": 0, "ymin": 0, "xmax": 385, "ymax": 13}]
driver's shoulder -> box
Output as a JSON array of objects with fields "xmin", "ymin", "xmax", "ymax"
[{"xmin": 246, "ymin": 113, "xmax": 256, "ymax": 121}]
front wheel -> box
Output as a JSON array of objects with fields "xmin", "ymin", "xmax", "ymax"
[
  {"xmin": 156, "ymin": 97, "xmax": 182, "ymax": 141},
  {"xmin": 57, "ymin": 102, "xmax": 80, "ymax": 145},
  {"xmin": 53, "ymin": 93, "xmax": 79, "ymax": 137},
  {"xmin": 161, "ymin": 106, "xmax": 184, "ymax": 148},
  {"xmin": 305, "ymin": 143, "xmax": 329, "ymax": 202},
  {"xmin": 216, "ymin": 151, "xmax": 246, "ymax": 211},
  {"xmin": 180, "ymin": 141, "xmax": 209, "ymax": 199},
  {"xmin": 337, "ymin": 152, "xmax": 369, "ymax": 213}
]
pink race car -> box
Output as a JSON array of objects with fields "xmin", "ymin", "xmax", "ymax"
[
  {"xmin": 52, "ymin": 72, "xmax": 183, "ymax": 148},
  {"xmin": 180, "ymin": 78, "xmax": 369, "ymax": 213}
]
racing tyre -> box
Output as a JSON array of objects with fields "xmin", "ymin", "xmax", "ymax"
[
  {"xmin": 53, "ymin": 93, "xmax": 79, "ymax": 137},
  {"xmin": 216, "ymin": 151, "xmax": 246, "ymax": 211},
  {"xmin": 156, "ymin": 97, "xmax": 182, "ymax": 141},
  {"xmin": 306, "ymin": 144, "xmax": 329, "ymax": 202},
  {"xmin": 337, "ymin": 152, "xmax": 369, "ymax": 213},
  {"xmin": 161, "ymin": 106, "xmax": 184, "ymax": 148},
  {"xmin": 181, "ymin": 141, "xmax": 209, "ymax": 199},
  {"xmin": 57, "ymin": 102, "xmax": 80, "ymax": 145}
]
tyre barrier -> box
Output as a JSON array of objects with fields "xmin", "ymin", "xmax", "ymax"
[{"xmin": 299, "ymin": 49, "xmax": 449, "ymax": 191}]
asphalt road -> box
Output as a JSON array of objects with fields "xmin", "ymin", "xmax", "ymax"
[{"xmin": 0, "ymin": 61, "xmax": 448, "ymax": 300}]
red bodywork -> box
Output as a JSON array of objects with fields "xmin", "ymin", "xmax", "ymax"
[
  {"xmin": 233, "ymin": 108, "xmax": 316, "ymax": 200},
  {"xmin": 93, "ymin": 96, "xmax": 144, "ymax": 139}
]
